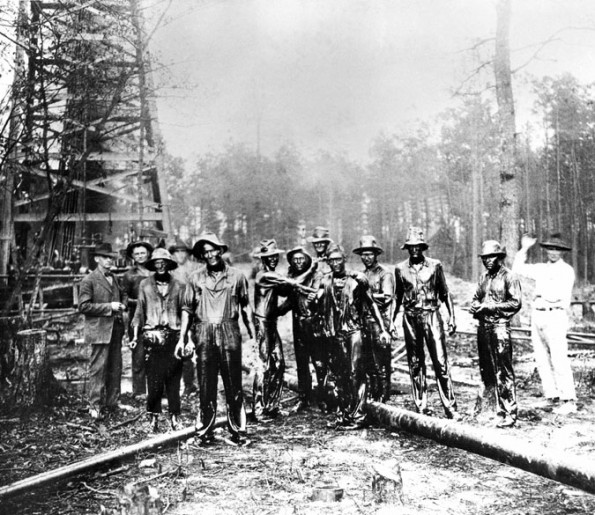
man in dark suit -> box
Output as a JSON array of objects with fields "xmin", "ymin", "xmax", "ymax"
[{"xmin": 79, "ymin": 242, "xmax": 127, "ymax": 419}]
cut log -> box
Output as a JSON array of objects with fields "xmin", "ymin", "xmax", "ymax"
[
  {"xmin": 364, "ymin": 401, "xmax": 595, "ymax": 495},
  {"xmin": 371, "ymin": 460, "xmax": 403, "ymax": 505}
]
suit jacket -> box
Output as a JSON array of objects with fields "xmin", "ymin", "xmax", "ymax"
[{"xmin": 78, "ymin": 269, "xmax": 127, "ymax": 344}]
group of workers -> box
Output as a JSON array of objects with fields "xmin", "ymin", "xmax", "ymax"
[{"xmin": 77, "ymin": 225, "xmax": 577, "ymax": 445}]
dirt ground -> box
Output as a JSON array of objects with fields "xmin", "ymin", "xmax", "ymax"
[{"xmin": 2, "ymin": 266, "xmax": 595, "ymax": 515}]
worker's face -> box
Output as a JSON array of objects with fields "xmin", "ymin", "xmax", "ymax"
[
  {"xmin": 313, "ymin": 241, "xmax": 328, "ymax": 256},
  {"xmin": 262, "ymin": 255, "xmax": 279, "ymax": 270},
  {"xmin": 546, "ymin": 248, "xmax": 562, "ymax": 263},
  {"xmin": 153, "ymin": 259, "xmax": 168, "ymax": 275},
  {"xmin": 407, "ymin": 245, "xmax": 424, "ymax": 260},
  {"xmin": 131, "ymin": 246, "xmax": 149, "ymax": 265},
  {"xmin": 360, "ymin": 251, "xmax": 377, "ymax": 269},
  {"xmin": 291, "ymin": 253, "xmax": 307, "ymax": 273},
  {"xmin": 328, "ymin": 252, "xmax": 346, "ymax": 274},
  {"xmin": 95, "ymin": 255, "xmax": 114, "ymax": 272},
  {"xmin": 202, "ymin": 243, "xmax": 223, "ymax": 267},
  {"xmin": 173, "ymin": 249, "xmax": 189, "ymax": 265},
  {"xmin": 481, "ymin": 254, "xmax": 502, "ymax": 273}
]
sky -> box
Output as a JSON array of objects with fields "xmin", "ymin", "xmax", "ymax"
[
  {"xmin": 1, "ymin": 0, "xmax": 594, "ymax": 164},
  {"xmin": 148, "ymin": 0, "xmax": 595, "ymax": 165},
  {"xmin": 149, "ymin": 0, "xmax": 595, "ymax": 165}
]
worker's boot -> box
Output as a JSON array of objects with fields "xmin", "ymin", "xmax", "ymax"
[
  {"xmin": 148, "ymin": 413, "xmax": 159, "ymax": 433},
  {"xmin": 170, "ymin": 414, "xmax": 181, "ymax": 431}
]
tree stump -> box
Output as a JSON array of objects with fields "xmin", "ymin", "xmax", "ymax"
[
  {"xmin": 371, "ymin": 460, "xmax": 403, "ymax": 505},
  {"xmin": 117, "ymin": 484, "xmax": 163, "ymax": 515},
  {"xmin": 0, "ymin": 328, "xmax": 61, "ymax": 410}
]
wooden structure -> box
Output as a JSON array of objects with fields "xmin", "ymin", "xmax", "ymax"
[{"xmin": 0, "ymin": 0, "xmax": 172, "ymax": 285}]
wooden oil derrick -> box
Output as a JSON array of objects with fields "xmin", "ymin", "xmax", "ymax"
[{"xmin": 0, "ymin": 0, "xmax": 172, "ymax": 294}]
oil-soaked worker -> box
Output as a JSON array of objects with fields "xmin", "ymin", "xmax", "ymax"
[{"xmin": 393, "ymin": 227, "xmax": 461, "ymax": 420}]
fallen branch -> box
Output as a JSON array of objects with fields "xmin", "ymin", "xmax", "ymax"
[
  {"xmin": 0, "ymin": 416, "xmax": 226, "ymax": 500},
  {"xmin": 81, "ymin": 481, "xmax": 117, "ymax": 497},
  {"xmin": 110, "ymin": 412, "xmax": 143, "ymax": 430}
]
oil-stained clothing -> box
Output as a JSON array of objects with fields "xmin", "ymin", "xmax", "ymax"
[
  {"xmin": 472, "ymin": 266, "xmax": 522, "ymax": 420},
  {"xmin": 252, "ymin": 270, "xmax": 298, "ymax": 418},
  {"xmin": 319, "ymin": 271, "xmax": 374, "ymax": 426},
  {"xmin": 395, "ymin": 257, "xmax": 457, "ymax": 416},
  {"xmin": 278, "ymin": 263, "xmax": 327, "ymax": 406},
  {"xmin": 183, "ymin": 264, "xmax": 249, "ymax": 439},
  {"xmin": 122, "ymin": 265, "xmax": 152, "ymax": 395},
  {"xmin": 169, "ymin": 260, "xmax": 201, "ymax": 394},
  {"xmin": 362, "ymin": 263, "xmax": 395, "ymax": 402},
  {"xmin": 133, "ymin": 276, "xmax": 185, "ymax": 415}
]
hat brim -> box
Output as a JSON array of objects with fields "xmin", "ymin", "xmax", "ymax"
[
  {"xmin": 146, "ymin": 258, "xmax": 178, "ymax": 272},
  {"xmin": 401, "ymin": 243, "xmax": 429, "ymax": 251},
  {"xmin": 287, "ymin": 248, "xmax": 311, "ymax": 262},
  {"xmin": 353, "ymin": 246, "xmax": 383, "ymax": 255},
  {"xmin": 478, "ymin": 252, "xmax": 506, "ymax": 258},
  {"xmin": 168, "ymin": 246, "xmax": 191, "ymax": 254},
  {"xmin": 258, "ymin": 250, "xmax": 284, "ymax": 258},
  {"xmin": 94, "ymin": 251, "xmax": 118, "ymax": 258},
  {"xmin": 307, "ymin": 237, "xmax": 332, "ymax": 244},
  {"xmin": 540, "ymin": 242, "xmax": 571, "ymax": 251}
]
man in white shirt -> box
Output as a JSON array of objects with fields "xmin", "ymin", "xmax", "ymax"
[{"xmin": 512, "ymin": 233, "xmax": 577, "ymax": 415}]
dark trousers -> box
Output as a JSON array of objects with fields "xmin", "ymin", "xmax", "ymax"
[
  {"xmin": 182, "ymin": 358, "xmax": 197, "ymax": 393},
  {"xmin": 477, "ymin": 322, "xmax": 517, "ymax": 419},
  {"xmin": 293, "ymin": 316, "xmax": 327, "ymax": 404},
  {"xmin": 252, "ymin": 317, "xmax": 285, "ymax": 418},
  {"xmin": 403, "ymin": 310, "xmax": 457, "ymax": 416},
  {"xmin": 364, "ymin": 318, "xmax": 392, "ymax": 402},
  {"xmin": 193, "ymin": 321, "xmax": 246, "ymax": 438},
  {"xmin": 129, "ymin": 326, "xmax": 146, "ymax": 395},
  {"xmin": 143, "ymin": 329, "xmax": 183, "ymax": 415},
  {"xmin": 89, "ymin": 320, "xmax": 124, "ymax": 409},
  {"xmin": 328, "ymin": 329, "xmax": 367, "ymax": 425}
]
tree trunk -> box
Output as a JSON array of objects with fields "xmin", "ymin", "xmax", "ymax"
[
  {"xmin": 494, "ymin": 0, "xmax": 520, "ymax": 262},
  {"xmin": 0, "ymin": 328, "xmax": 61, "ymax": 411}
]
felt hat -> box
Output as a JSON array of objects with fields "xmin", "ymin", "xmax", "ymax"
[
  {"xmin": 256, "ymin": 239, "xmax": 285, "ymax": 257},
  {"xmin": 307, "ymin": 226, "xmax": 332, "ymax": 244},
  {"xmin": 168, "ymin": 236, "xmax": 192, "ymax": 254},
  {"xmin": 326, "ymin": 243, "xmax": 345, "ymax": 258},
  {"xmin": 192, "ymin": 232, "xmax": 229, "ymax": 258},
  {"xmin": 478, "ymin": 240, "xmax": 506, "ymax": 257},
  {"xmin": 353, "ymin": 235, "xmax": 384, "ymax": 255},
  {"xmin": 145, "ymin": 248, "xmax": 178, "ymax": 271},
  {"xmin": 401, "ymin": 226, "xmax": 429, "ymax": 250},
  {"xmin": 286, "ymin": 245, "xmax": 312, "ymax": 263},
  {"xmin": 126, "ymin": 240, "xmax": 153, "ymax": 259},
  {"xmin": 540, "ymin": 233, "xmax": 571, "ymax": 251},
  {"xmin": 93, "ymin": 242, "xmax": 119, "ymax": 259}
]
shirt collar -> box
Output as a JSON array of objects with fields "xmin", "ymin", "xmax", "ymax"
[{"xmin": 408, "ymin": 258, "xmax": 428, "ymax": 268}]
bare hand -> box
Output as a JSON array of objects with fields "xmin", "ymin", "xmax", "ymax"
[
  {"xmin": 183, "ymin": 342, "xmax": 194, "ymax": 358},
  {"xmin": 521, "ymin": 234, "xmax": 537, "ymax": 250},
  {"xmin": 174, "ymin": 340, "xmax": 185, "ymax": 360},
  {"xmin": 380, "ymin": 331, "xmax": 390, "ymax": 345},
  {"xmin": 129, "ymin": 339, "xmax": 137, "ymax": 350},
  {"xmin": 111, "ymin": 301, "xmax": 125, "ymax": 312},
  {"xmin": 447, "ymin": 321, "xmax": 457, "ymax": 336}
]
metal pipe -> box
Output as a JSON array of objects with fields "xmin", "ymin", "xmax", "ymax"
[
  {"xmin": 364, "ymin": 401, "xmax": 595, "ymax": 495},
  {"xmin": 0, "ymin": 417, "xmax": 226, "ymax": 500}
]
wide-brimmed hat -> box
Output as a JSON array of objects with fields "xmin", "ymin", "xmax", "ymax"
[
  {"xmin": 256, "ymin": 239, "xmax": 285, "ymax": 258},
  {"xmin": 353, "ymin": 235, "xmax": 384, "ymax": 255},
  {"xmin": 478, "ymin": 240, "xmax": 506, "ymax": 257},
  {"xmin": 168, "ymin": 236, "xmax": 192, "ymax": 254},
  {"xmin": 192, "ymin": 232, "xmax": 229, "ymax": 258},
  {"xmin": 326, "ymin": 243, "xmax": 345, "ymax": 258},
  {"xmin": 401, "ymin": 226, "xmax": 429, "ymax": 250},
  {"xmin": 145, "ymin": 248, "xmax": 178, "ymax": 271},
  {"xmin": 93, "ymin": 242, "xmax": 119, "ymax": 259},
  {"xmin": 540, "ymin": 233, "xmax": 571, "ymax": 251},
  {"xmin": 307, "ymin": 226, "xmax": 332, "ymax": 244},
  {"xmin": 286, "ymin": 246, "xmax": 312, "ymax": 263},
  {"xmin": 126, "ymin": 240, "xmax": 153, "ymax": 259}
]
